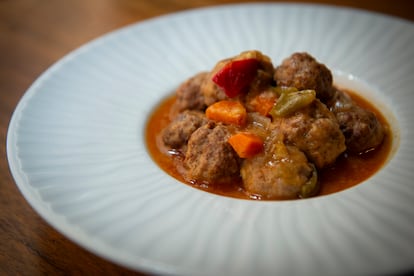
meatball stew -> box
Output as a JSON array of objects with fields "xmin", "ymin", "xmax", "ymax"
[{"xmin": 146, "ymin": 51, "xmax": 390, "ymax": 200}]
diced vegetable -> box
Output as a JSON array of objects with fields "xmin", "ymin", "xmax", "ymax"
[
  {"xmin": 299, "ymin": 164, "xmax": 319, "ymax": 198},
  {"xmin": 270, "ymin": 89, "xmax": 316, "ymax": 118},
  {"xmin": 250, "ymin": 94, "xmax": 276, "ymax": 116},
  {"xmin": 271, "ymin": 136, "xmax": 289, "ymax": 157},
  {"xmin": 212, "ymin": 58, "xmax": 260, "ymax": 98},
  {"xmin": 272, "ymin": 86, "xmax": 298, "ymax": 96},
  {"xmin": 228, "ymin": 132, "xmax": 264, "ymax": 158},
  {"xmin": 206, "ymin": 100, "xmax": 247, "ymax": 126}
]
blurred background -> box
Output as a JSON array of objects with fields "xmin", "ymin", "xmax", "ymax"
[{"xmin": 1, "ymin": 0, "xmax": 413, "ymax": 275}]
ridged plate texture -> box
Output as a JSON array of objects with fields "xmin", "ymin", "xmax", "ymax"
[{"xmin": 7, "ymin": 3, "xmax": 414, "ymax": 275}]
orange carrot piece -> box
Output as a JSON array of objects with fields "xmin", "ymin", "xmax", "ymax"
[
  {"xmin": 228, "ymin": 132, "xmax": 263, "ymax": 158},
  {"xmin": 205, "ymin": 100, "xmax": 247, "ymax": 126},
  {"xmin": 250, "ymin": 94, "xmax": 276, "ymax": 116}
]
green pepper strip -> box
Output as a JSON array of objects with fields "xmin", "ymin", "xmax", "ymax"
[
  {"xmin": 270, "ymin": 89, "xmax": 316, "ymax": 118},
  {"xmin": 272, "ymin": 86, "xmax": 298, "ymax": 96}
]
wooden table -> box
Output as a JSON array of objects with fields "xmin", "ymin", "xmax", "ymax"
[{"xmin": 1, "ymin": 0, "xmax": 413, "ymax": 274}]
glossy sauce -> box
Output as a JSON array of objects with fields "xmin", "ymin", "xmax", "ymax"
[{"xmin": 145, "ymin": 90, "xmax": 392, "ymax": 200}]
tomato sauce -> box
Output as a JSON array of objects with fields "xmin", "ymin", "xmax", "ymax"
[{"xmin": 145, "ymin": 90, "xmax": 392, "ymax": 200}]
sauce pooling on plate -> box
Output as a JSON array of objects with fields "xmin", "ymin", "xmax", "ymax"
[{"xmin": 146, "ymin": 51, "xmax": 391, "ymax": 200}]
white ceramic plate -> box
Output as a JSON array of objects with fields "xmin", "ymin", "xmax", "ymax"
[{"xmin": 7, "ymin": 3, "xmax": 414, "ymax": 276}]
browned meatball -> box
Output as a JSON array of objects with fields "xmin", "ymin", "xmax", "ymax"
[
  {"xmin": 201, "ymin": 50, "xmax": 274, "ymax": 106},
  {"xmin": 274, "ymin": 52, "xmax": 334, "ymax": 102},
  {"xmin": 200, "ymin": 59, "xmax": 228, "ymax": 106},
  {"xmin": 184, "ymin": 122, "xmax": 240, "ymax": 182},
  {"xmin": 328, "ymin": 89, "xmax": 385, "ymax": 153},
  {"xmin": 241, "ymin": 136, "xmax": 315, "ymax": 200},
  {"xmin": 161, "ymin": 110, "xmax": 208, "ymax": 149},
  {"xmin": 170, "ymin": 72, "xmax": 208, "ymax": 117},
  {"xmin": 275, "ymin": 99, "xmax": 346, "ymax": 168}
]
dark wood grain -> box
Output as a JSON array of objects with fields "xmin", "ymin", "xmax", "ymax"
[{"xmin": 1, "ymin": 0, "xmax": 413, "ymax": 275}]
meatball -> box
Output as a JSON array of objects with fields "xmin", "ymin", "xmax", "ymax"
[
  {"xmin": 170, "ymin": 72, "xmax": 208, "ymax": 117},
  {"xmin": 241, "ymin": 136, "xmax": 315, "ymax": 200},
  {"xmin": 162, "ymin": 110, "xmax": 207, "ymax": 149},
  {"xmin": 184, "ymin": 122, "xmax": 240, "ymax": 182},
  {"xmin": 328, "ymin": 89, "xmax": 384, "ymax": 153},
  {"xmin": 274, "ymin": 52, "xmax": 334, "ymax": 102},
  {"xmin": 275, "ymin": 99, "xmax": 346, "ymax": 168},
  {"xmin": 201, "ymin": 50, "xmax": 274, "ymax": 106},
  {"xmin": 200, "ymin": 59, "xmax": 228, "ymax": 106}
]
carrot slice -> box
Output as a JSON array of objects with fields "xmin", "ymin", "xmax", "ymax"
[
  {"xmin": 228, "ymin": 132, "xmax": 263, "ymax": 158},
  {"xmin": 205, "ymin": 100, "xmax": 247, "ymax": 126},
  {"xmin": 250, "ymin": 94, "xmax": 276, "ymax": 116}
]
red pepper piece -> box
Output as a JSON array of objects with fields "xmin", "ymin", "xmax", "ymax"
[{"xmin": 212, "ymin": 58, "xmax": 260, "ymax": 98}]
